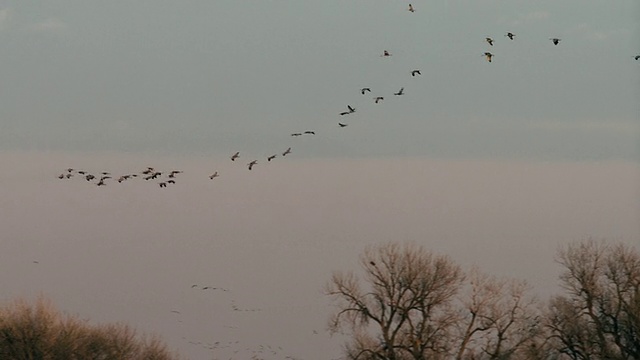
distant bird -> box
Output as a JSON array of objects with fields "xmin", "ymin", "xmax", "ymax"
[
  {"xmin": 85, "ymin": 174, "xmax": 95, "ymax": 181},
  {"xmin": 101, "ymin": 172, "xmax": 110, "ymax": 175},
  {"xmin": 408, "ymin": 3, "xmax": 415, "ymax": 12},
  {"xmin": 170, "ymin": 310, "xmax": 181, "ymax": 314},
  {"xmin": 304, "ymin": 131, "xmax": 315, "ymax": 135},
  {"xmin": 209, "ymin": 171, "xmax": 219, "ymax": 179},
  {"xmin": 347, "ymin": 105, "xmax": 356, "ymax": 113},
  {"xmin": 77, "ymin": 171, "xmax": 86, "ymax": 175},
  {"xmin": 58, "ymin": 174, "xmax": 65, "ymax": 179},
  {"xmin": 167, "ymin": 180, "xmax": 175, "ymax": 184},
  {"xmin": 96, "ymin": 179, "xmax": 106, "ymax": 186},
  {"xmin": 100, "ymin": 175, "xmax": 111, "ymax": 181},
  {"xmin": 633, "ymin": 55, "xmax": 640, "ymax": 60},
  {"xmin": 411, "ymin": 70, "xmax": 421, "ymax": 76},
  {"xmin": 394, "ymin": 87, "xmax": 404, "ymax": 96},
  {"xmin": 191, "ymin": 284, "xmax": 198, "ymax": 288},
  {"xmin": 486, "ymin": 37, "xmax": 494, "ymax": 46},
  {"xmin": 550, "ymin": 38, "xmax": 561, "ymax": 45},
  {"xmin": 159, "ymin": 182, "xmax": 167, "ymax": 188},
  {"xmin": 231, "ymin": 152, "xmax": 240, "ymax": 161},
  {"xmin": 247, "ymin": 160, "xmax": 257, "ymax": 170},
  {"xmin": 370, "ymin": 261, "xmax": 376, "ymax": 266},
  {"xmin": 33, "ymin": 261, "xmax": 39, "ymax": 264},
  {"xmin": 381, "ymin": 50, "xmax": 391, "ymax": 57},
  {"xmin": 291, "ymin": 133, "xmax": 302, "ymax": 136},
  {"xmin": 505, "ymin": 32, "xmax": 515, "ymax": 40},
  {"xmin": 338, "ymin": 122, "xmax": 348, "ymax": 127},
  {"xmin": 66, "ymin": 174, "xmax": 73, "ymax": 179},
  {"xmin": 339, "ymin": 111, "xmax": 350, "ymax": 116},
  {"xmin": 361, "ymin": 87, "xmax": 371, "ymax": 95},
  {"xmin": 168, "ymin": 170, "xmax": 182, "ymax": 178},
  {"xmin": 282, "ymin": 147, "xmax": 292, "ymax": 156},
  {"xmin": 66, "ymin": 168, "xmax": 74, "ymax": 173},
  {"xmin": 374, "ymin": 96, "xmax": 384, "ymax": 103},
  {"xmin": 483, "ymin": 52, "xmax": 494, "ymax": 62},
  {"xmin": 267, "ymin": 155, "xmax": 277, "ymax": 161}
]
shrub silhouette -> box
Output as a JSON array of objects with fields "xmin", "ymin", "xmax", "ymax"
[{"xmin": 0, "ymin": 296, "xmax": 182, "ymax": 360}]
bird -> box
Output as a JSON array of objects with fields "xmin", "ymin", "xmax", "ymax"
[
  {"xmin": 361, "ymin": 87, "xmax": 371, "ymax": 95},
  {"xmin": 267, "ymin": 155, "xmax": 277, "ymax": 161},
  {"xmin": 486, "ymin": 37, "xmax": 494, "ymax": 46},
  {"xmin": 58, "ymin": 174, "xmax": 65, "ymax": 179},
  {"xmin": 66, "ymin": 168, "xmax": 74, "ymax": 173},
  {"xmin": 167, "ymin": 180, "xmax": 175, "ymax": 184},
  {"xmin": 408, "ymin": 4, "xmax": 415, "ymax": 12},
  {"xmin": 394, "ymin": 87, "xmax": 404, "ymax": 96},
  {"xmin": 483, "ymin": 52, "xmax": 494, "ymax": 62},
  {"xmin": 370, "ymin": 261, "xmax": 376, "ymax": 266},
  {"xmin": 339, "ymin": 111, "xmax": 350, "ymax": 116},
  {"xmin": 338, "ymin": 123, "xmax": 348, "ymax": 127},
  {"xmin": 347, "ymin": 105, "xmax": 356, "ymax": 113},
  {"xmin": 66, "ymin": 173, "xmax": 73, "ymax": 179},
  {"xmin": 304, "ymin": 131, "xmax": 315, "ymax": 135},
  {"xmin": 411, "ymin": 70, "xmax": 421, "ymax": 76},
  {"xmin": 291, "ymin": 133, "xmax": 302, "ymax": 136},
  {"xmin": 159, "ymin": 182, "xmax": 167, "ymax": 188},
  {"xmin": 85, "ymin": 174, "xmax": 95, "ymax": 181},
  {"xmin": 550, "ymin": 38, "xmax": 561, "ymax": 45},
  {"xmin": 248, "ymin": 160, "xmax": 257, "ymax": 170},
  {"xmin": 505, "ymin": 32, "xmax": 515, "ymax": 40},
  {"xmin": 374, "ymin": 96, "xmax": 384, "ymax": 103},
  {"xmin": 231, "ymin": 152, "xmax": 240, "ymax": 161},
  {"xmin": 633, "ymin": 55, "xmax": 640, "ymax": 60},
  {"xmin": 168, "ymin": 170, "xmax": 182, "ymax": 178},
  {"xmin": 96, "ymin": 179, "xmax": 106, "ymax": 186},
  {"xmin": 381, "ymin": 50, "xmax": 391, "ymax": 57},
  {"xmin": 282, "ymin": 147, "xmax": 292, "ymax": 156},
  {"xmin": 209, "ymin": 171, "xmax": 219, "ymax": 179},
  {"xmin": 191, "ymin": 284, "xmax": 198, "ymax": 288}
]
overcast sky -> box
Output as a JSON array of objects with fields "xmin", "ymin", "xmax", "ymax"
[{"xmin": 0, "ymin": 1, "xmax": 639, "ymax": 359}]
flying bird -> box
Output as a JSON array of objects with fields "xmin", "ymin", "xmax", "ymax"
[
  {"xmin": 550, "ymin": 38, "xmax": 561, "ymax": 45},
  {"xmin": 347, "ymin": 105, "xmax": 356, "ymax": 113},
  {"xmin": 411, "ymin": 70, "xmax": 421, "ymax": 76},
  {"xmin": 381, "ymin": 50, "xmax": 391, "ymax": 57},
  {"xmin": 291, "ymin": 133, "xmax": 302, "ymax": 136},
  {"xmin": 209, "ymin": 171, "xmax": 219, "ymax": 179},
  {"xmin": 505, "ymin": 32, "xmax": 515, "ymax": 40},
  {"xmin": 231, "ymin": 152, "xmax": 240, "ymax": 161},
  {"xmin": 633, "ymin": 55, "xmax": 640, "ymax": 60},
  {"xmin": 96, "ymin": 179, "xmax": 106, "ymax": 186},
  {"xmin": 374, "ymin": 96, "xmax": 384, "ymax": 103},
  {"xmin": 361, "ymin": 87, "xmax": 371, "ymax": 95},
  {"xmin": 267, "ymin": 155, "xmax": 277, "ymax": 161},
  {"xmin": 304, "ymin": 131, "xmax": 315, "ymax": 135},
  {"xmin": 486, "ymin": 37, "xmax": 494, "ymax": 46},
  {"xmin": 394, "ymin": 87, "xmax": 404, "ymax": 96},
  {"xmin": 483, "ymin": 52, "xmax": 494, "ymax": 62},
  {"xmin": 167, "ymin": 180, "xmax": 175, "ymax": 184},
  {"xmin": 282, "ymin": 147, "xmax": 292, "ymax": 156},
  {"xmin": 159, "ymin": 182, "xmax": 167, "ymax": 188},
  {"xmin": 247, "ymin": 160, "xmax": 257, "ymax": 170},
  {"xmin": 58, "ymin": 174, "xmax": 65, "ymax": 179},
  {"xmin": 408, "ymin": 4, "xmax": 415, "ymax": 12},
  {"xmin": 338, "ymin": 123, "xmax": 348, "ymax": 127}
]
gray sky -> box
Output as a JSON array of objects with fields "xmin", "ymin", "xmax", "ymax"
[{"xmin": 0, "ymin": 1, "xmax": 639, "ymax": 359}]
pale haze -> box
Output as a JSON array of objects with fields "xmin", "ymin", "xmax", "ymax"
[{"xmin": 0, "ymin": 1, "xmax": 638, "ymax": 359}]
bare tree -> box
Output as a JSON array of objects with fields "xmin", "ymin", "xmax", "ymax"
[
  {"xmin": 545, "ymin": 240, "xmax": 640, "ymax": 359},
  {"xmin": 326, "ymin": 242, "xmax": 465, "ymax": 360},
  {"xmin": 456, "ymin": 268, "xmax": 543, "ymax": 360}
]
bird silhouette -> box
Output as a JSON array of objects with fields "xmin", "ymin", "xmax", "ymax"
[
  {"xmin": 248, "ymin": 160, "xmax": 257, "ymax": 170},
  {"xmin": 231, "ymin": 152, "xmax": 240, "ymax": 161},
  {"xmin": 347, "ymin": 105, "xmax": 356, "ymax": 113},
  {"xmin": 483, "ymin": 52, "xmax": 494, "ymax": 62},
  {"xmin": 291, "ymin": 133, "xmax": 302, "ymax": 136},
  {"xmin": 408, "ymin": 4, "xmax": 415, "ymax": 12},
  {"xmin": 338, "ymin": 123, "xmax": 348, "ymax": 127},
  {"xmin": 159, "ymin": 182, "xmax": 167, "ymax": 188},
  {"xmin": 374, "ymin": 96, "xmax": 384, "ymax": 103},
  {"xmin": 209, "ymin": 171, "xmax": 219, "ymax": 179},
  {"xmin": 361, "ymin": 87, "xmax": 371, "ymax": 94},
  {"xmin": 381, "ymin": 50, "xmax": 391, "ymax": 57},
  {"xmin": 505, "ymin": 32, "xmax": 515, "ymax": 40},
  {"xmin": 486, "ymin": 37, "xmax": 494, "ymax": 46},
  {"xmin": 633, "ymin": 55, "xmax": 640, "ymax": 60},
  {"xmin": 550, "ymin": 38, "xmax": 561, "ymax": 45},
  {"xmin": 411, "ymin": 70, "xmax": 421, "ymax": 76},
  {"xmin": 282, "ymin": 147, "xmax": 292, "ymax": 156},
  {"xmin": 267, "ymin": 155, "xmax": 277, "ymax": 161},
  {"xmin": 394, "ymin": 87, "xmax": 404, "ymax": 96},
  {"xmin": 304, "ymin": 131, "xmax": 315, "ymax": 135}
]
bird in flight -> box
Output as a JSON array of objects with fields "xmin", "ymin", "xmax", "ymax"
[
  {"xmin": 231, "ymin": 152, "xmax": 240, "ymax": 161},
  {"xmin": 338, "ymin": 123, "xmax": 348, "ymax": 127},
  {"xmin": 394, "ymin": 87, "xmax": 404, "ymax": 96},
  {"xmin": 633, "ymin": 55, "xmax": 640, "ymax": 60},
  {"xmin": 159, "ymin": 182, "xmax": 167, "ymax": 188},
  {"xmin": 209, "ymin": 171, "xmax": 219, "ymax": 179},
  {"xmin": 486, "ymin": 37, "xmax": 494, "ymax": 46},
  {"xmin": 341, "ymin": 105, "xmax": 355, "ymax": 115},
  {"xmin": 411, "ymin": 70, "xmax": 421, "ymax": 76},
  {"xmin": 282, "ymin": 147, "xmax": 292, "ymax": 156},
  {"xmin": 381, "ymin": 50, "xmax": 391, "ymax": 57},
  {"xmin": 505, "ymin": 32, "xmax": 515, "ymax": 40},
  {"xmin": 361, "ymin": 87, "xmax": 371, "ymax": 95},
  {"xmin": 550, "ymin": 38, "xmax": 561, "ymax": 45},
  {"xmin": 374, "ymin": 96, "xmax": 384, "ymax": 104},
  {"xmin": 304, "ymin": 131, "xmax": 315, "ymax": 135},
  {"xmin": 291, "ymin": 133, "xmax": 302, "ymax": 136},
  {"xmin": 247, "ymin": 160, "xmax": 257, "ymax": 170},
  {"xmin": 267, "ymin": 155, "xmax": 277, "ymax": 161},
  {"xmin": 408, "ymin": 4, "xmax": 415, "ymax": 12},
  {"xmin": 483, "ymin": 52, "xmax": 494, "ymax": 62}
]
